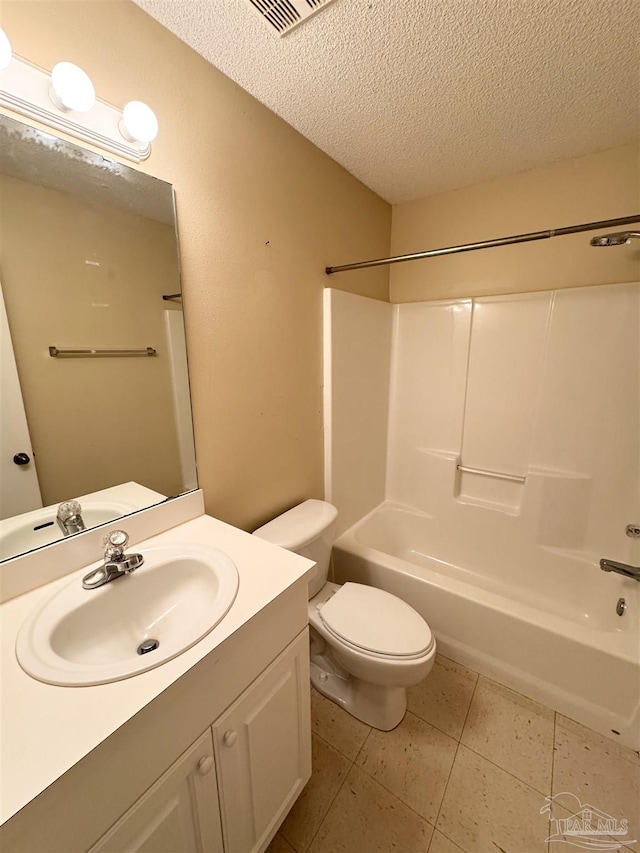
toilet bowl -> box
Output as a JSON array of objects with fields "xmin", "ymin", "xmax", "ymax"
[{"xmin": 253, "ymin": 500, "xmax": 436, "ymax": 730}]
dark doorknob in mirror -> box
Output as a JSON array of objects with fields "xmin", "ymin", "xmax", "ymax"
[{"xmin": 13, "ymin": 453, "xmax": 31, "ymax": 466}]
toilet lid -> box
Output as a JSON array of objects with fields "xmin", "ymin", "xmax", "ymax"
[{"xmin": 318, "ymin": 583, "xmax": 433, "ymax": 658}]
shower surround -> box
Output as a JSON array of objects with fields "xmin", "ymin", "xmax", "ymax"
[{"xmin": 323, "ymin": 284, "xmax": 640, "ymax": 748}]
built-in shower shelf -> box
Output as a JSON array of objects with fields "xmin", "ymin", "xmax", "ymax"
[
  {"xmin": 455, "ymin": 458, "xmax": 525, "ymax": 514},
  {"xmin": 540, "ymin": 545, "xmax": 597, "ymax": 565}
]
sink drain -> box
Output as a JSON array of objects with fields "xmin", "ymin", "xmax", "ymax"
[{"xmin": 137, "ymin": 639, "xmax": 160, "ymax": 655}]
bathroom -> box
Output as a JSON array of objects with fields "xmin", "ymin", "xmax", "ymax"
[{"xmin": 0, "ymin": 1, "xmax": 638, "ymax": 852}]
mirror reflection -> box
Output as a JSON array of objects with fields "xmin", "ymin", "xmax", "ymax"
[{"xmin": 0, "ymin": 115, "xmax": 197, "ymax": 562}]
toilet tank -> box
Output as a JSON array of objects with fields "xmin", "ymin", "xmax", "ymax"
[{"xmin": 253, "ymin": 499, "xmax": 338, "ymax": 599}]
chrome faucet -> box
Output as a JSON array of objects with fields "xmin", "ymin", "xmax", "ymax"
[
  {"xmin": 600, "ymin": 558, "xmax": 640, "ymax": 582},
  {"xmin": 82, "ymin": 530, "xmax": 144, "ymax": 590},
  {"xmin": 57, "ymin": 500, "xmax": 86, "ymax": 536}
]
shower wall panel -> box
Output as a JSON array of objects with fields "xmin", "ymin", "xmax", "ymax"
[
  {"xmin": 323, "ymin": 289, "xmax": 392, "ymax": 535},
  {"xmin": 461, "ymin": 293, "xmax": 551, "ymax": 479},
  {"xmin": 386, "ymin": 300, "xmax": 471, "ymax": 509},
  {"xmin": 386, "ymin": 282, "xmax": 640, "ymax": 564},
  {"xmin": 530, "ymin": 282, "xmax": 640, "ymax": 559},
  {"xmin": 325, "ymin": 283, "xmax": 639, "ymax": 566}
]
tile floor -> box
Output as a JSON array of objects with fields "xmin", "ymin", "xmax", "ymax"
[{"xmin": 268, "ymin": 654, "xmax": 640, "ymax": 853}]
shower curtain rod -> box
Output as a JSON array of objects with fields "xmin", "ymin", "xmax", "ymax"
[{"xmin": 325, "ymin": 214, "xmax": 640, "ymax": 275}]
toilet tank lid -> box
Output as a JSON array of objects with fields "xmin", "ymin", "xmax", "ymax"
[{"xmin": 252, "ymin": 499, "xmax": 338, "ymax": 550}]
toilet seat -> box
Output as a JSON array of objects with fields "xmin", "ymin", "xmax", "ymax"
[{"xmin": 317, "ymin": 582, "xmax": 434, "ymax": 661}]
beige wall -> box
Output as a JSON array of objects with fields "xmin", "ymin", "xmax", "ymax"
[
  {"xmin": 0, "ymin": 0, "xmax": 391, "ymax": 530},
  {"xmin": 0, "ymin": 174, "xmax": 184, "ymax": 504},
  {"xmin": 390, "ymin": 144, "xmax": 640, "ymax": 302}
]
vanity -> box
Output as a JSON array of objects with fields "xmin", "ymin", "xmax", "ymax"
[
  {"xmin": 0, "ymin": 494, "xmax": 315, "ymax": 853},
  {"xmin": 0, "ymin": 109, "xmax": 314, "ymax": 852}
]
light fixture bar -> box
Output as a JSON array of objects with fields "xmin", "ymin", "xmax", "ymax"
[{"xmin": 0, "ymin": 55, "xmax": 151, "ymax": 162}]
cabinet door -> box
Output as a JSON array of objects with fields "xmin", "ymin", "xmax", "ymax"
[
  {"xmin": 212, "ymin": 630, "xmax": 311, "ymax": 853},
  {"xmin": 89, "ymin": 731, "xmax": 223, "ymax": 853}
]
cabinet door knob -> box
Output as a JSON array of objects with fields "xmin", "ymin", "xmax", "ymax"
[
  {"xmin": 223, "ymin": 730, "xmax": 237, "ymax": 747},
  {"xmin": 198, "ymin": 756, "xmax": 214, "ymax": 775}
]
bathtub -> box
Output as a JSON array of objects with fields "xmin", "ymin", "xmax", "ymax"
[{"xmin": 332, "ymin": 502, "xmax": 640, "ymax": 750}]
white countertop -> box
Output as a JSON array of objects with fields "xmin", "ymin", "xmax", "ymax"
[{"xmin": 0, "ymin": 513, "xmax": 314, "ymax": 826}]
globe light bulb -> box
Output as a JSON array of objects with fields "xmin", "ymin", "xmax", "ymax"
[
  {"xmin": 120, "ymin": 101, "xmax": 158, "ymax": 144},
  {"xmin": 50, "ymin": 62, "xmax": 95, "ymax": 112},
  {"xmin": 0, "ymin": 27, "xmax": 12, "ymax": 70}
]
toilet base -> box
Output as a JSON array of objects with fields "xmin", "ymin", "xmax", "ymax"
[{"xmin": 310, "ymin": 653, "xmax": 407, "ymax": 731}]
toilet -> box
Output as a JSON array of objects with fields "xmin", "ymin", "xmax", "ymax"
[{"xmin": 253, "ymin": 499, "xmax": 436, "ymax": 730}]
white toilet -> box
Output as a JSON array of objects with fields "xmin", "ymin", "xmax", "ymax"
[{"xmin": 253, "ymin": 499, "xmax": 436, "ymax": 730}]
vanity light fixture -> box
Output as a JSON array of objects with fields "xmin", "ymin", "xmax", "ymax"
[
  {"xmin": 49, "ymin": 62, "xmax": 96, "ymax": 112},
  {"xmin": 0, "ymin": 27, "xmax": 12, "ymax": 71},
  {"xmin": 0, "ymin": 30, "xmax": 157, "ymax": 162}
]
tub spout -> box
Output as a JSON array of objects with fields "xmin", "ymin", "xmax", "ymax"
[{"xmin": 600, "ymin": 558, "xmax": 640, "ymax": 582}]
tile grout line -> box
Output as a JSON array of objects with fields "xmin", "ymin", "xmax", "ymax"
[
  {"xmin": 441, "ymin": 656, "xmax": 639, "ymax": 767},
  {"xmin": 551, "ymin": 710, "xmax": 557, "ymax": 794},
  {"xmin": 436, "ymin": 674, "xmax": 555, "ymax": 799},
  {"xmin": 306, "ymin": 674, "xmax": 638, "ymax": 853},
  {"xmin": 349, "ymin": 770, "xmax": 439, "ymax": 831},
  {"xmin": 554, "ymin": 715, "xmax": 640, "ymax": 769},
  {"xmin": 551, "ymin": 710, "xmax": 640, "ymax": 823},
  {"xmin": 547, "ymin": 711, "xmax": 557, "ymax": 851},
  {"xmin": 431, "ymin": 675, "xmax": 479, "ymax": 837},
  {"xmin": 311, "ymin": 726, "xmax": 368, "ymax": 764},
  {"xmin": 343, "ymin": 755, "xmax": 441, "ymax": 837},
  {"xmin": 321, "ymin": 720, "xmax": 442, "ymax": 840},
  {"xmin": 344, "ymin": 691, "xmax": 554, "ymax": 835},
  {"xmin": 456, "ymin": 740, "xmax": 553, "ymax": 798},
  {"xmin": 300, "ymin": 767, "xmax": 350, "ymax": 853},
  {"xmin": 308, "ymin": 706, "xmax": 559, "ymax": 853},
  {"xmin": 407, "ymin": 658, "xmax": 480, "ymax": 740},
  {"xmin": 315, "ymin": 745, "xmax": 548, "ymax": 852},
  {"xmin": 310, "ymin": 677, "xmax": 598, "ymax": 850},
  {"xmin": 353, "ymin": 724, "xmax": 373, "ymax": 762},
  {"xmin": 299, "ymin": 726, "xmax": 372, "ymax": 853},
  {"xmin": 408, "ymin": 704, "xmax": 475, "ymax": 744}
]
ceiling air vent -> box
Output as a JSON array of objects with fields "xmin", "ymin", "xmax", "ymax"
[{"xmin": 247, "ymin": 0, "xmax": 336, "ymax": 36}]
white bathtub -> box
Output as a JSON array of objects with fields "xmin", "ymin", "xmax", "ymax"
[{"xmin": 332, "ymin": 502, "xmax": 640, "ymax": 750}]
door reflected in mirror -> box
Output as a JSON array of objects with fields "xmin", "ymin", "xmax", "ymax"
[{"xmin": 0, "ymin": 115, "xmax": 197, "ymax": 563}]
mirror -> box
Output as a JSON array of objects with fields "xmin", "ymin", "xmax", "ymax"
[{"xmin": 0, "ymin": 115, "xmax": 197, "ymax": 563}]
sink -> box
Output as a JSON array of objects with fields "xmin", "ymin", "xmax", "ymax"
[
  {"xmin": 0, "ymin": 500, "xmax": 137, "ymax": 562},
  {"xmin": 15, "ymin": 543, "xmax": 239, "ymax": 686}
]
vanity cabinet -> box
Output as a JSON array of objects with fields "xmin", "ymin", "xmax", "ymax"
[
  {"xmin": 213, "ymin": 631, "xmax": 311, "ymax": 853},
  {"xmin": 88, "ymin": 631, "xmax": 310, "ymax": 853},
  {"xmin": 0, "ymin": 562, "xmax": 313, "ymax": 853},
  {"xmin": 89, "ymin": 732, "xmax": 223, "ymax": 853}
]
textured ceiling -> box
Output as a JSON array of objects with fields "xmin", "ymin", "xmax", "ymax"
[{"xmin": 134, "ymin": 0, "xmax": 640, "ymax": 203}]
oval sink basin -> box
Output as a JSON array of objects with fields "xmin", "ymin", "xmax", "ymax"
[{"xmin": 16, "ymin": 543, "xmax": 239, "ymax": 686}]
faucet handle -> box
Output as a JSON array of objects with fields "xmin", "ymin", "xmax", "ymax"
[
  {"xmin": 56, "ymin": 500, "xmax": 86, "ymax": 536},
  {"xmin": 104, "ymin": 529, "xmax": 129, "ymax": 561},
  {"xmin": 58, "ymin": 500, "xmax": 82, "ymax": 520}
]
